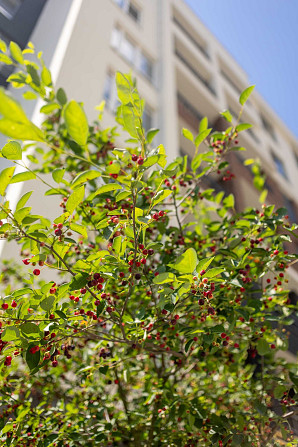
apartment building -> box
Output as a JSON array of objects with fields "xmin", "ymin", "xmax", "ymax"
[{"xmin": 0, "ymin": 0, "xmax": 298, "ymax": 348}]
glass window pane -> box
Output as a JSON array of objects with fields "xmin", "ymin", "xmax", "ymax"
[
  {"xmin": 113, "ymin": 0, "xmax": 125, "ymax": 7},
  {"xmin": 103, "ymin": 73, "xmax": 113, "ymax": 105},
  {"xmin": 0, "ymin": 0, "xmax": 22, "ymax": 20},
  {"xmin": 143, "ymin": 105, "xmax": 153, "ymax": 131},
  {"xmin": 140, "ymin": 53, "xmax": 153, "ymax": 81},
  {"xmin": 128, "ymin": 2, "xmax": 140, "ymax": 22},
  {"xmin": 111, "ymin": 27, "xmax": 121, "ymax": 49},
  {"xmin": 273, "ymin": 154, "xmax": 287, "ymax": 180},
  {"xmin": 120, "ymin": 36, "xmax": 135, "ymax": 64}
]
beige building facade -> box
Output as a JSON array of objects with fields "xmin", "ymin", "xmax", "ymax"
[{"xmin": 0, "ymin": 0, "xmax": 298, "ymax": 306}]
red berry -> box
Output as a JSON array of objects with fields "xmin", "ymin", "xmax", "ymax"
[
  {"xmin": 2, "ymin": 303, "xmax": 8, "ymax": 310},
  {"xmin": 22, "ymin": 258, "xmax": 30, "ymax": 265},
  {"xmin": 52, "ymin": 360, "xmax": 58, "ymax": 367},
  {"xmin": 137, "ymin": 157, "xmax": 144, "ymax": 165},
  {"xmin": 33, "ymin": 269, "xmax": 40, "ymax": 276},
  {"xmin": 132, "ymin": 154, "xmax": 138, "ymax": 162},
  {"xmin": 11, "ymin": 300, "xmax": 17, "ymax": 308},
  {"xmin": 140, "ymin": 258, "xmax": 146, "ymax": 265}
]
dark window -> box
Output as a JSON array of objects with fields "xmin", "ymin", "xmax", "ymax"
[
  {"xmin": 261, "ymin": 114, "xmax": 277, "ymax": 141},
  {"xmin": 272, "ymin": 153, "xmax": 288, "ymax": 180},
  {"xmin": 143, "ymin": 105, "xmax": 153, "ymax": 131},
  {"xmin": 140, "ymin": 53, "xmax": 153, "ymax": 81},
  {"xmin": 128, "ymin": 2, "xmax": 140, "ymax": 22},
  {"xmin": 283, "ymin": 196, "xmax": 296, "ymax": 222},
  {"xmin": 0, "ymin": 0, "xmax": 22, "ymax": 20}
]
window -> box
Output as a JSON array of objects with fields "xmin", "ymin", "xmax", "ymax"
[
  {"xmin": 143, "ymin": 105, "xmax": 153, "ymax": 131},
  {"xmin": 103, "ymin": 72, "xmax": 114, "ymax": 106},
  {"xmin": 110, "ymin": 27, "xmax": 121, "ymax": 49},
  {"xmin": 283, "ymin": 196, "xmax": 296, "ymax": 222},
  {"xmin": 110, "ymin": 27, "xmax": 155, "ymax": 85},
  {"xmin": 113, "ymin": 0, "xmax": 125, "ymax": 7},
  {"xmin": 128, "ymin": 2, "xmax": 140, "ymax": 22},
  {"xmin": 272, "ymin": 153, "xmax": 288, "ymax": 180},
  {"xmin": 113, "ymin": 0, "xmax": 141, "ymax": 23},
  {"xmin": 119, "ymin": 35, "xmax": 136, "ymax": 64},
  {"xmin": 261, "ymin": 114, "xmax": 277, "ymax": 141},
  {"xmin": 0, "ymin": 0, "xmax": 22, "ymax": 19},
  {"xmin": 140, "ymin": 53, "xmax": 153, "ymax": 81}
]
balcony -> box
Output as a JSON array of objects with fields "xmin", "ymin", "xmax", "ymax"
[
  {"xmin": 173, "ymin": 16, "xmax": 209, "ymax": 59},
  {"xmin": 175, "ymin": 50, "xmax": 215, "ymax": 96}
]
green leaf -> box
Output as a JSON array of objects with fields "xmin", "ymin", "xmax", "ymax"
[
  {"xmin": 146, "ymin": 128, "xmax": 159, "ymax": 143},
  {"xmin": 153, "ymin": 272, "xmax": 176, "ymax": 284},
  {"xmin": 115, "ymin": 72, "xmax": 138, "ymax": 106},
  {"xmin": 223, "ymin": 194, "xmax": 235, "ymax": 209},
  {"xmin": 116, "ymin": 190, "xmax": 131, "ymax": 202},
  {"xmin": 21, "ymin": 322, "xmax": 40, "ymax": 337},
  {"xmin": 244, "ymin": 158, "xmax": 255, "ymax": 166},
  {"xmin": 259, "ymin": 189, "xmax": 268, "ymax": 204},
  {"xmin": 274, "ymin": 384, "xmax": 287, "ymax": 399},
  {"xmin": 55, "ymin": 310, "xmax": 67, "ymax": 320},
  {"xmin": 40, "ymin": 296, "xmax": 55, "ymax": 312},
  {"xmin": 69, "ymin": 222, "xmax": 88, "ymax": 238},
  {"xmin": 27, "ymin": 63, "xmax": 40, "ymax": 87},
  {"xmin": 0, "ymin": 53, "xmax": 13, "ymax": 65},
  {"xmin": 66, "ymin": 185, "xmax": 85, "ymax": 214},
  {"xmin": 0, "ymin": 88, "xmax": 29, "ymax": 122},
  {"xmin": 170, "ymin": 248, "xmax": 198, "ymax": 274},
  {"xmin": 197, "ymin": 256, "xmax": 214, "ymax": 273},
  {"xmin": 26, "ymin": 345, "xmax": 40, "ymax": 371},
  {"xmin": 143, "ymin": 155, "xmax": 159, "ymax": 168},
  {"xmin": 182, "ymin": 128, "xmax": 194, "ymax": 142},
  {"xmin": 221, "ymin": 110, "xmax": 233, "ymax": 123},
  {"xmin": 14, "ymin": 206, "xmax": 31, "ymax": 223},
  {"xmin": 53, "ymin": 241, "xmax": 71, "ymax": 260},
  {"xmin": 236, "ymin": 123, "xmax": 253, "ymax": 132},
  {"xmin": 256, "ymin": 338, "xmax": 270, "ymax": 355},
  {"xmin": 195, "ymin": 128, "xmax": 211, "ymax": 147},
  {"xmin": 71, "ymin": 170, "xmax": 101, "ymax": 188},
  {"xmin": 191, "ymin": 153, "xmax": 203, "ymax": 172},
  {"xmin": 9, "ymin": 41, "xmax": 24, "ymax": 65},
  {"xmin": 0, "ymin": 166, "xmax": 15, "ymax": 196},
  {"xmin": 151, "ymin": 190, "xmax": 172, "ymax": 208},
  {"xmin": 57, "ymin": 87, "xmax": 67, "ymax": 105},
  {"xmin": 63, "ymin": 100, "xmax": 89, "ymax": 146},
  {"xmin": 94, "ymin": 183, "xmax": 122, "ymax": 196},
  {"xmin": 0, "ymin": 119, "xmax": 45, "ymax": 142},
  {"xmin": 10, "ymin": 171, "xmax": 36, "ymax": 184},
  {"xmin": 41, "ymin": 65, "xmax": 52, "ymax": 86},
  {"xmin": 0, "ymin": 39, "xmax": 7, "ymax": 52},
  {"xmin": 121, "ymin": 104, "xmax": 139, "ymax": 139},
  {"xmin": 52, "ymin": 168, "xmax": 65, "ymax": 183},
  {"xmin": 1, "ymin": 326, "xmax": 19, "ymax": 341},
  {"xmin": 22, "ymin": 92, "xmax": 38, "ymax": 102},
  {"xmin": 1, "ymin": 141, "xmax": 22, "ymax": 160},
  {"xmin": 16, "ymin": 191, "xmax": 33, "ymax": 210},
  {"xmin": 239, "ymin": 85, "xmax": 255, "ymax": 106},
  {"xmin": 40, "ymin": 103, "xmax": 60, "ymax": 114},
  {"xmin": 113, "ymin": 236, "xmax": 122, "ymax": 254},
  {"xmin": 204, "ymin": 267, "xmax": 225, "ymax": 278},
  {"xmin": 69, "ymin": 272, "xmax": 89, "ymax": 291},
  {"xmin": 199, "ymin": 117, "xmax": 208, "ymax": 133}
]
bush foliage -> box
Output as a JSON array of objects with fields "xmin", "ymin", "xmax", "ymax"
[{"xmin": 0, "ymin": 40, "xmax": 297, "ymax": 446}]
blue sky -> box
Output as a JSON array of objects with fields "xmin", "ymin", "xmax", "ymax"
[{"xmin": 184, "ymin": 0, "xmax": 298, "ymax": 138}]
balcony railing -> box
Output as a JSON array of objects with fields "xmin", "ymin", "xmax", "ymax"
[
  {"xmin": 175, "ymin": 50, "xmax": 216, "ymax": 96},
  {"xmin": 173, "ymin": 16, "xmax": 209, "ymax": 59}
]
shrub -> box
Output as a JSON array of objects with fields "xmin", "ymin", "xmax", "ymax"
[{"xmin": 0, "ymin": 41, "xmax": 297, "ymax": 446}]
